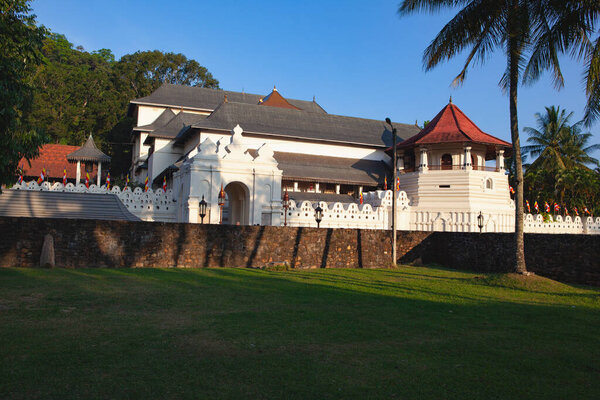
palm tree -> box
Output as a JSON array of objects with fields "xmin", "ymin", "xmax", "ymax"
[
  {"xmin": 398, "ymin": 0, "xmax": 547, "ymax": 273},
  {"xmin": 523, "ymin": 106, "xmax": 600, "ymax": 172},
  {"xmin": 523, "ymin": 1, "xmax": 600, "ymax": 126}
]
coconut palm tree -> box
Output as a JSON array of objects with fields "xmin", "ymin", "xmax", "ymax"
[
  {"xmin": 523, "ymin": 106, "xmax": 600, "ymax": 171},
  {"xmin": 398, "ymin": 0, "xmax": 546, "ymax": 273},
  {"xmin": 523, "ymin": 1, "xmax": 600, "ymax": 126}
]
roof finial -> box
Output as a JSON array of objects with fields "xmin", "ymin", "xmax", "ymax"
[
  {"xmin": 273, "ymin": 85, "xmax": 277, "ymax": 92},
  {"xmin": 449, "ymin": 95, "xmax": 453, "ymax": 104},
  {"xmin": 224, "ymin": 94, "xmax": 228, "ymax": 103},
  {"xmin": 313, "ymin": 95, "xmax": 316, "ymax": 102}
]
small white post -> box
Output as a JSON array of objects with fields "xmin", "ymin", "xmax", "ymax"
[
  {"xmin": 293, "ymin": 181, "xmax": 298, "ymax": 192},
  {"xmin": 496, "ymin": 149, "xmax": 505, "ymax": 172},
  {"xmin": 76, "ymin": 161, "xmax": 81, "ymax": 185},
  {"xmin": 463, "ymin": 146, "xmax": 472, "ymax": 170},
  {"xmin": 335, "ymin": 184, "xmax": 340, "ymax": 194},
  {"xmin": 419, "ymin": 147, "xmax": 428, "ymax": 173},
  {"xmin": 97, "ymin": 162, "xmax": 102, "ymax": 186}
]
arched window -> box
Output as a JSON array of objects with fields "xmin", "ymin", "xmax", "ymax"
[
  {"xmin": 441, "ymin": 154, "xmax": 452, "ymax": 170},
  {"xmin": 485, "ymin": 178, "xmax": 493, "ymax": 190}
]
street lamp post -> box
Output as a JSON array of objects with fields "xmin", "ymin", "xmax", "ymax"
[
  {"xmin": 477, "ymin": 211, "xmax": 484, "ymax": 233},
  {"xmin": 314, "ymin": 204, "xmax": 323, "ymax": 228},
  {"xmin": 385, "ymin": 118, "xmax": 398, "ymax": 266},
  {"xmin": 199, "ymin": 195, "xmax": 207, "ymax": 224},
  {"xmin": 282, "ymin": 189, "xmax": 290, "ymax": 226},
  {"xmin": 218, "ymin": 184, "xmax": 226, "ymax": 224}
]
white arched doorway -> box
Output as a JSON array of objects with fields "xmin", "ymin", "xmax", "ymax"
[{"xmin": 224, "ymin": 182, "xmax": 250, "ymax": 225}]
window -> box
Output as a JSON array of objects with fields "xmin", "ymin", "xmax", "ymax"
[{"xmin": 485, "ymin": 178, "xmax": 493, "ymax": 190}]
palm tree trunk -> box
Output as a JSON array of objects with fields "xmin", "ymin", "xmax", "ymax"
[{"xmin": 508, "ymin": 29, "xmax": 527, "ymax": 274}]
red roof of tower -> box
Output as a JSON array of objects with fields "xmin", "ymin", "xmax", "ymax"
[
  {"xmin": 19, "ymin": 144, "xmax": 80, "ymax": 179},
  {"xmin": 395, "ymin": 101, "xmax": 511, "ymax": 150},
  {"xmin": 259, "ymin": 87, "xmax": 301, "ymax": 110}
]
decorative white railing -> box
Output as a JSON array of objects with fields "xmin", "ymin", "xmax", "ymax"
[
  {"xmin": 523, "ymin": 213, "xmax": 600, "ymax": 235},
  {"xmin": 11, "ymin": 181, "xmax": 177, "ymax": 222},
  {"xmin": 10, "ymin": 182, "xmax": 599, "ymax": 234}
]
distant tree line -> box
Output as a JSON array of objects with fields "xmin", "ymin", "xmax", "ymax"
[{"xmin": 26, "ymin": 32, "xmax": 220, "ymax": 175}]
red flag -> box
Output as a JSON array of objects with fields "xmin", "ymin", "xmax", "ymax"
[
  {"xmin": 534, "ymin": 201, "xmax": 539, "ymax": 213},
  {"xmin": 396, "ymin": 177, "xmax": 400, "ymax": 191},
  {"xmin": 574, "ymin": 207, "xmax": 579, "ymax": 216},
  {"xmin": 162, "ymin": 175, "xmax": 167, "ymax": 192},
  {"xmin": 584, "ymin": 206, "xmax": 591, "ymax": 215},
  {"xmin": 359, "ymin": 191, "xmax": 363, "ymax": 205},
  {"xmin": 544, "ymin": 202, "xmax": 550, "ymax": 213},
  {"xmin": 509, "ymin": 186, "xmax": 515, "ymax": 195},
  {"xmin": 85, "ymin": 172, "xmax": 90, "ymax": 188},
  {"xmin": 16, "ymin": 166, "xmax": 23, "ymax": 185},
  {"xmin": 124, "ymin": 174, "xmax": 129, "ymax": 190},
  {"xmin": 554, "ymin": 203, "xmax": 560, "ymax": 213},
  {"xmin": 62, "ymin": 168, "xmax": 67, "ymax": 186},
  {"xmin": 144, "ymin": 176, "xmax": 149, "ymax": 192},
  {"xmin": 525, "ymin": 200, "xmax": 531, "ymax": 213},
  {"xmin": 106, "ymin": 171, "xmax": 111, "ymax": 190},
  {"xmin": 37, "ymin": 168, "xmax": 46, "ymax": 184},
  {"xmin": 384, "ymin": 176, "xmax": 387, "ymax": 190},
  {"xmin": 564, "ymin": 206, "xmax": 569, "ymax": 216}
]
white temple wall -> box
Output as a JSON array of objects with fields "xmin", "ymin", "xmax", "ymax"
[
  {"xmin": 147, "ymin": 138, "xmax": 184, "ymax": 182},
  {"xmin": 197, "ymin": 130, "xmax": 389, "ymax": 161}
]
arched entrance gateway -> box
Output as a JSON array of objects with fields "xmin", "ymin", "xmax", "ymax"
[{"xmin": 223, "ymin": 182, "xmax": 250, "ymax": 225}]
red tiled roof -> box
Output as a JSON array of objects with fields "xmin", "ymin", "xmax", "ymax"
[
  {"xmin": 259, "ymin": 88, "xmax": 301, "ymax": 110},
  {"xmin": 396, "ymin": 102, "xmax": 511, "ymax": 149},
  {"xmin": 19, "ymin": 144, "xmax": 80, "ymax": 179}
]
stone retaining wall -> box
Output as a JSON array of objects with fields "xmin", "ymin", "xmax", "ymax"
[{"xmin": 0, "ymin": 217, "xmax": 598, "ymax": 286}]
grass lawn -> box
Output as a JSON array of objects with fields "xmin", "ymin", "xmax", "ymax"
[{"xmin": 0, "ymin": 266, "xmax": 599, "ymax": 399}]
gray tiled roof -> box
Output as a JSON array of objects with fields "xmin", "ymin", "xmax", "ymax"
[
  {"xmin": 66, "ymin": 134, "xmax": 111, "ymax": 163},
  {"xmin": 174, "ymin": 101, "xmax": 419, "ymax": 148},
  {"xmin": 146, "ymin": 112, "xmax": 204, "ymax": 143},
  {"xmin": 133, "ymin": 109, "xmax": 176, "ymax": 132},
  {"xmin": 274, "ymin": 152, "xmax": 388, "ymax": 186},
  {"xmin": 131, "ymin": 83, "xmax": 327, "ymax": 114},
  {"xmin": 0, "ymin": 190, "xmax": 139, "ymax": 221}
]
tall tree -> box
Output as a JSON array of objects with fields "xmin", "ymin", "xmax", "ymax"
[
  {"xmin": 0, "ymin": 0, "xmax": 48, "ymax": 190},
  {"xmin": 398, "ymin": 0, "xmax": 548, "ymax": 273},
  {"xmin": 523, "ymin": 1, "xmax": 600, "ymax": 126},
  {"xmin": 523, "ymin": 106, "xmax": 600, "ymax": 171}
]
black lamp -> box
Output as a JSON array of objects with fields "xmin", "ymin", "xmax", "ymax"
[
  {"xmin": 314, "ymin": 204, "xmax": 323, "ymax": 228},
  {"xmin": 477, "ymin": 211, "xmax": 484, "ymax": 233},
  {"xmin": 199, "ymin": 195, "xmax": 207, "ymax": 224}
]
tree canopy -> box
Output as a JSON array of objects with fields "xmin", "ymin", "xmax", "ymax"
[
  {"xmin": 25, "ymin": 31, "xmax": 220, "ymax": 175},
  {"xmin": 0, "ymin": 0, "xmax": 48, "ymax": 189}
]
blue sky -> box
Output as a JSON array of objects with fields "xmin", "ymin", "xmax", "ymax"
[{"xmin": 32, "ymin": 0, "xmax": 598, "ymax": 155}]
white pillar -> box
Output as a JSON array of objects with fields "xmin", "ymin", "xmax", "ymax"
[
  {"xmin": 315, "ymin": 183, "xmax": 320, "ymax": 193},
  {"xmin": 335, "ymin": 184, "xmax": 340, "ymax": 194},
  {"xmin": 419, "ymin": 147, "xmax": 428, "ymax": 172},
  {"xmin": 76, "ymin": 161, "xmax": 81, "ymax": 185},
  {"xmin": 293, "ymin": 181, "xmax": 298, "ymax": 192},
  {"xmin": 97, "ymin": 162, "xmax": 102, "ymax": 186},
  {"xmin": 186, "ymin": 198, "xmax": 199, "ymax": 223},
  {"xmin": 496, "ymin": 149, "xmax": 505, "ymax": 172},
  {"xmin": 463, "ymin": 146, "xmax": 472, "ymax": 170},
  {"xmin": 397, "ymin": 152, "xmax": 405, "ymax": 171}
]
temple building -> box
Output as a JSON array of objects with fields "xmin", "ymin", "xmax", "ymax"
[{"xmin": 125, "ymin": 84, "xmax": 514, "ymax": 230}]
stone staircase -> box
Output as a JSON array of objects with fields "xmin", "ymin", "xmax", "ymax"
[{"xmin": 0, "ymin": 190, "xmax": 139, "ymax": 221}]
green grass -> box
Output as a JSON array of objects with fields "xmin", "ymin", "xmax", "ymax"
[{"xmin": 1, "ymin": 266, "xmax": 599, "ymax": 399}]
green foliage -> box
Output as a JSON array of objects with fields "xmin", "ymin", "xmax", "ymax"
[
  {"xmin": 522, "ymin": 106, "xmax": 600, "ymax": 214},
  {"xmin": 25, "ymin": 33, "xmax": 220, "ymax": 176},
  {"xmin": 1, "ymin": 267, "xmax": 600, "ymax": 399},
  {"xmin": 0, "ymin": 0, "xmax": 48, "ymax": 188}
]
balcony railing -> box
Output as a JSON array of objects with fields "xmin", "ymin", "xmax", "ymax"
[{"xmin": 402, "ymin": 165, "xmax": 500, "ymax": 172}]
